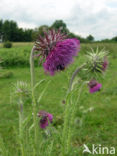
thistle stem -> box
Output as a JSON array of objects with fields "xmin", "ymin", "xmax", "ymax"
[
  {"xmin": 66, "ymin": 83, "xmax": 85, "ymax": 153},
  {"xmin": 62, "ymin": 64, "xmax": 86, "ymax": 155},
  {"xmin": 30, "ymin": 46, "xmax": 38, "ymax": 155},
  {"xmin": 68, "ymin": 63, "xmax": 86, "ymax": 92},
  {"xmin": 19, "ymin": 98, "xmax": 24, "ymax": 156},
  {"xmin": 62, "ymin": 93, "xmax": 71, "ymax": 155},
  {"xmin": 30, "ymin": 46, "xmax": 35, "ymax": 88}
]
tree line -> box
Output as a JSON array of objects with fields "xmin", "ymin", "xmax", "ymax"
[
  {"xmin": 0, "ymin": 19, "xmax": 116, "ymax": 43},
  {"xmin": 0, "ymin": 20, "xmax": 32, "ymax": 42}
]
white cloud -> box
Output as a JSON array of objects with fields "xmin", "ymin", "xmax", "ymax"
[{"xmin": 0, "ymin": 0, "xmax": 117, "ymax": 40}]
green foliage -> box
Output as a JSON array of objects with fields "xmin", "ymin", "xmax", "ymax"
[
  {"xmin": 2, "ymin": 20, "xmax": 18, "ymax": 41},
  {"xmin": 112, "ymin": 36, "xmax": 117, "ymax": 42},
  {"xmin": 86, "ymin": 34, "xmax": 94, "ymax": 41},
  {"xmin": 0, "ymin": 19, "xmax": 33, "ymax": 42},
  {"xmin": 38, "ymin": 25, "xmax": 49, "ymax": 36},
  {"xmin": 3, "ymin": 41, "xmax": 12, "ymax": 48},
  {"xmin": 67, "ymin": 32, "xmax": 89, "ymax": 43},
  {"xmin": 0, "ymin": 44, "xmax": 32, "ymax": 67},
  {"xmin": 51, "ymin": 20, "xmax": 69, "ymax": 34},
  {"xmin": 32, "ymin": 25, "xmax": 49, "ymax": 41}
]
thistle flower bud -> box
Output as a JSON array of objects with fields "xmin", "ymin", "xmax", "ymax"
[
  {"xmin": 38, "ymin": 111, "xmax": 53, "ymax": 129},
  {"xmin": 86, "ymin": 47, "xmax": 108, "ymax": 73},
  {"xmin": 88, "ymin": 79, "xmax": 102, "ymax": 93},
  {"xmin": 13, "ymin": 81, "xmax": 30, "ymax": 97}
]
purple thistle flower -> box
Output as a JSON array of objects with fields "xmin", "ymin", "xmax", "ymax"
[
  {"xmin": 35, "ymin": 29, "xmax": 80, "ymax": 75},
  {"xmin": 88, "ymin": 80, "xmax": 102, "ymax": 93},
  {"xmin": 38, "ymin": 111, "xmax": 53, "ymax": 129},
  {"xmin": 43, "ymin": 38, "xmax": 80, "ymax": 75}
]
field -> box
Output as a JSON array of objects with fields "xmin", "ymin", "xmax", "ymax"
[{"xmin": 0, "ymin": 42, "xmax": 117, "ymax": 155}]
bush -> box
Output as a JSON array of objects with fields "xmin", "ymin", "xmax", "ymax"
[
  {"xmin": 3, "ymin": 41, "xmax": 12, "ymax": 48},
  {"xmin": 0, "ymin": 45, "xmax": 39, "ymax": 67}
]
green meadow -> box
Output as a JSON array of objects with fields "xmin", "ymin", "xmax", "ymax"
[{"xmin": 0, "ymin": 43, "xmax": 117, "ymax": 155}]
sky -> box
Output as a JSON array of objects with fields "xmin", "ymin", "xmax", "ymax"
[{"xmin": 0, "ymin": 0, "xmax": 117, "ymax": 40}]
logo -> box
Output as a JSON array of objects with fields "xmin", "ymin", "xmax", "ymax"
[{"xmin": 83, "ymin": 144, "xmax": 115, "ymax": 155}]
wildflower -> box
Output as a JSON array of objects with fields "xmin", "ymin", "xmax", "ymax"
[
  {"xmin": 38, "ymin": 111, "xmax": 53, "ymax": 129},
  {"xmin": 88, "ymin": 79, "xmax": 102, "ymax": 93},
  {"xmin": 35, "ymin": 29, "xmax": 80, "ymax": 75}
]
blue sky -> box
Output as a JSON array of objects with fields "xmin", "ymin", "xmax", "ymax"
[{"xmin": 0, "ymin": 0, "xmax": 117, "ymax": 40}]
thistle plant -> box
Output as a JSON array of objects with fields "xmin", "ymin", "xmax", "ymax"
[
  {"xmin": 29, "ymin": 28, "xmax": 109, "ymax": 156},
  {"xmin": 29, "ymin": 29, "xmax": 80, "ymax": 155},
  {"xmin": 12, "ymin": 81, "xmax": 31, "ymax": 156},
  {"xmin": 62, "ymin": 47, "xmax": 109, "ymax": 155}
]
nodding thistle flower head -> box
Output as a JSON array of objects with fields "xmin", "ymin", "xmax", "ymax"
[
  {"xmin": 88, "ymin": 79, "xmax": 102, "ymax": 93},
  {"xmin": 86, "ymin": 47, "xmax": 108, "ymax": 74},
  {"xmin": 35, "ymin": 29, "xmax": 80, "ymax": 75},
  {"xmin": 38, "ymin": 111, "xmax": 53, "ymax": 129}
]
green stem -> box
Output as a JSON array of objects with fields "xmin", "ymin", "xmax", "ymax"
[
  {"xmin": 61, "ymin": 93, "xmax": 71, "ymax": 155},
  {"xmin": 19, "ymin": 98, "xmax": 24, "ymax": 156},
  {"xmin": 30, "ymin": 46, "xmax": 35, "ymax": 88},
  {"xmin": 68, "ymin": 63, "xmax": 86, "ymax": 93},
  {"xmin": 30, "ymin": 46, "xmax": 38, "ymax": 155},
  {"xmin": 66, "ymin": 83, "xmax": 85, "ymax": 153},
  {"xmin": 62, "ymin": 64, "xmax": 86, "ymax": 155}
]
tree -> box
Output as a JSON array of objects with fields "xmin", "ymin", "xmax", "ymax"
[
  {"xmin": 23, "ymin": 29, "xmax": 33, "ymax": 42},
  {"xmin": 67, "ymin": 32, "xmax": 77, "ymax": 38},
  {"xmin": 86, "ymin": 35, "xmax": 94, "ymax": 42},
  {"xmin": 38, "ymin": 25, "xmax": 49, "ymax": 36},
  {"xmin": 32, "ymin": 28, "xmax": 39, "ymax": 41},
  {"xmin": 2, "ymin": 20, "xmax": 10, "ymax": 41},
  {"xmin": 2, "ymin": 20, "xmax": 18, "ymax": 41},
  {"xmin": 32, "ymin": 25, "xmax": 49, "ymax": 41},
  {"xmin": 0, "ymin": 20, "xmax": 3, "ymax": 34},
  {"xmin": 51, "ymin": 20, "xmax": 69, "ymax": 34},
  {"xmin": 0, "ymin": 20, "xmax": 3, "ymax": 42},
  {"xmin": 9, "ymin": 20, "xmax": 18, "ymax": 41},
  {"xmin": 112, "ymin": 36, "xmax": 117, "ymax": 42},
  {"xmin": 67, "ymin": 32, "xmax": 89, "ymax": 43}
]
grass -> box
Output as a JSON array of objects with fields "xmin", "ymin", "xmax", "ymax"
[{"xmin": 0, "ymin": 42, "xmax": 117, "ymax": 155}]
